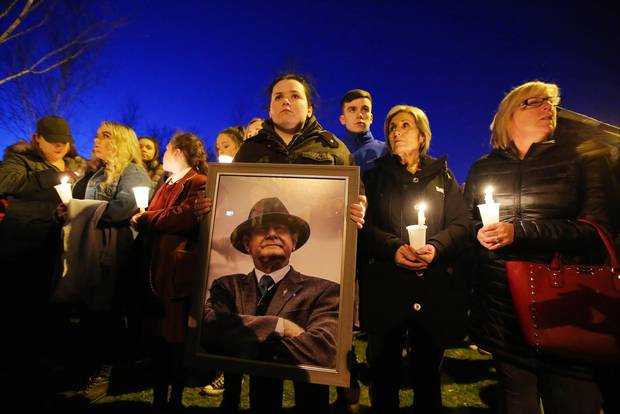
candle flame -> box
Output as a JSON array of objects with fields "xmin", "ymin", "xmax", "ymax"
[
  {"xmin": 484, "ymin": 186, "xmax": 495, "ymax": 204},
  {"xmin": 415, "ymin": 202, "xmax": 427, "ymax": 226}
]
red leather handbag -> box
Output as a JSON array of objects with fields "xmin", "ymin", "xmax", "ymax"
[{"xmin": 506, "ymin": 218, "xmax": 620, "ymax": 363}]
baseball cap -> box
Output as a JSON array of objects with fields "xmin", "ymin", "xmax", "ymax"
[{"xmin": 36, "ymin": 115, "xmax": 74, "ymax": 144}]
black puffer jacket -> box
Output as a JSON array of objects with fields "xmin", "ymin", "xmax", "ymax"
[
  {"xmin": 463, "ymin": 140, "xmax": 614, "ymax": 374},
  {"xmin": 359, "ymin": 154, "xmax": 471, "ymax": 347},
  {"xmin": 234, "ymin": 116, "xmax": 351, "ymax": 165}
]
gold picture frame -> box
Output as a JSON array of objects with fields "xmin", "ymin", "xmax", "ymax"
[{"xmin": 186, "ymin": 162, "xmax": 359, "ymax": 387}]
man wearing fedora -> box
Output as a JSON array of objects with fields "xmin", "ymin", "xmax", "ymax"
[{"xmin": 203, "ymin": 197, "xmax": 339, "ymax": 413}]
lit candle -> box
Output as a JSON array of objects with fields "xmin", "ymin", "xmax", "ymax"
[
  {"xmin": 478, "ymin": 185, "xmax": 500, "ymax": 226},
  {"xmin": 218, "ymin": 155, "xmax": 234, "ymax": 163},
  {"xmin": 415, "ymin": 202, "xmax": 427, "ymax": 226},
  {"xmin": 54, "ymin": 175, "xmax": 73, "ymax": 204},
  {"xmin": 484, "ymin": 186, "xmax": 494, "ymax": 205},
  {"xmin": 132, "ymin": 186, "xmax": 150, "ymax": 213}
]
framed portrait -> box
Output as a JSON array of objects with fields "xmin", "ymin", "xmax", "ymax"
[{"xmin": 186, "ymin": 162, "xmax": 359, "ymax": 387}]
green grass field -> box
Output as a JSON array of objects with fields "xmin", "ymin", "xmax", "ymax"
[{"xmin": 50, "ymin": 336, "xmax": 498, "ymax": 413}]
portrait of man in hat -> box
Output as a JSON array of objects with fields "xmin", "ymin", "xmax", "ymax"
[{"xmin": 202, "ymin": 196, "xmax": 340, "ymax": 369}]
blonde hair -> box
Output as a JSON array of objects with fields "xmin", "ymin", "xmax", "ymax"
[
  {"xmin": 490, "ymin": 81, "xmax": 560, "ymax": 150},
  {"xmin": 100, "ymin": 121, "xmax": 144, "ymax": 187},
  {"xmin": 384, "ymin": 105, "xmax": 432, "ymax": 156}
]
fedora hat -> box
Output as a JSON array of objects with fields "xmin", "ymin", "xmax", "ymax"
[{"xmin": 230, "ymin": 197, "xmax": 310, "ymax": 254}]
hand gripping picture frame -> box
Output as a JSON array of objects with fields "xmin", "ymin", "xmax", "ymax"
[{"xmin": 186, "ymin": 162, "xmax": 359, "ymax": 387}]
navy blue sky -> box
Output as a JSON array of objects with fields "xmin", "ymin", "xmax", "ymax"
[{"xmin": 1, "ymin": 1, "xmax": 618, "ymax": 182}]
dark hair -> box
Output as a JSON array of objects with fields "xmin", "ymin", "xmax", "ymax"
[
  {"xmin": 139, "ymin": 136, "xmax": 163, "ymax": 182},
  {"xmin": 340, "ymin": 89, "xmax": 372, "ymax": 110},
  {"xmin": 169, "ymin": 132, "xmax": 208, "ymax": 174},
  {"xmin": 139, "ymin": 136, "xmax": 160, "ymax": 162},
  {"xmin": 218, "ymin": 126, "xmax": 244, "ymax": 146},
  {"xmin": 267, "ymin": 73, "xmax": 316, "ymax": 109}
]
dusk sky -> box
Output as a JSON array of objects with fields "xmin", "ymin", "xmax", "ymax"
[{"xmin": 1, "ymin": 0, "xmax": 618, "ymax": 182}]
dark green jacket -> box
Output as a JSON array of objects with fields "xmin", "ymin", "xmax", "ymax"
[
  {"xmin": 0, "ymin": 141, "xmax": 84, "ymax": 257},
  {"xmin": 234, "ymin": 116, "xmax": 351, "ymax": 165}
]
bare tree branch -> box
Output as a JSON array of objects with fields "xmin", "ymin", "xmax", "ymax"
[
  {"xmin": 0, "ymin": 0, "xmax": 122, "ymax": 139},
  {"xmin": 0, "ymin": 0, "xmax": 38, "ymax": 44},
  {"xmin": 2, "ymin": 11, "xmax": 48, "ymax": 44},
  {"xmin": 0, "ymin": 1, "xmax": 20, "ymax": 20},
  {"xmin": 118, "ymin": 96, "xmax": 143, "ymax": 129},
  {"xmin": 1, "ymin": 1, "xmax": 121, "ymax": 86},
  {"xmin": 0, "ymin": 30, "xmax": 111, "ymax": 85}
]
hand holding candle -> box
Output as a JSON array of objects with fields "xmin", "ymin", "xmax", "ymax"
[
  {"xmin": 478, "ymin": 185, "xmax": 500, "ymax": 226},
  {"xmin": 54, "ymin": 175, "xmax": 73, "ymax": 204},
  {"xmin": 132, "ymin": 186, "xmax": 150, "ymax": 213}
]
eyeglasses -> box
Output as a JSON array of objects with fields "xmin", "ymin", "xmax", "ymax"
[{"xmin": 520, "ymin": 96, "xmax": 561, "ymax": 108}]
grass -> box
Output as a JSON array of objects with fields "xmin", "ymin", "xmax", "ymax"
[{"xmin": 48, "ymin": 334, "xmax": 498, "ymax": 413}]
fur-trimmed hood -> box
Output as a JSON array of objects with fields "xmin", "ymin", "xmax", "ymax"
[{"xmin": 4, "ymin": 140, "xmax": 41, "ymax": 160}]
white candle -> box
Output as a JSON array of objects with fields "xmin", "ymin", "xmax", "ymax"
[
  {"xmin": 132, "ymin": 186, "xmax": 150, "ymax": 213},
  {"xmin": 218, "ymin": 155, "xmax": 233, "ymax": 163},
  {"xmin": 54, "ymin": 175, "xmax": 73, "ymax": 204},
  {"xmin": 415, "ymin": 202, "xmax": 427, "ymax": 226},
  {"xmin": 484, "ymin": 186, "xmax": 495, "ymax": 205},
  {"xmin": 478, "ymin": 185, "xmax": 500, "ymax": 226}
]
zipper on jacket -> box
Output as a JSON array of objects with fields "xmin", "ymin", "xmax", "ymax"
[{"xmin": 515, "ymin": 160, "xmax": 522, "ymax": 219}]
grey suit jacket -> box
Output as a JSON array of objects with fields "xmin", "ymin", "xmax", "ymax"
[{"xmin": 202, "ymin": 266, "xmax": 339, "ymax": 368}]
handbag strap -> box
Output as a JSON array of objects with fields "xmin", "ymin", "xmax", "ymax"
[{"xmin": 577, "ymin": 218, "xmax": 619, "ymax": 269}]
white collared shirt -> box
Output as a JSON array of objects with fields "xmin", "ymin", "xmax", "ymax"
[
  {"xmin": 254, "ymin": 264, "xmax": 290, "ymax": 336},
  {"xmin": 166, "ymin": 167, "xmax": 192, "ymax": 184},
  {"xmin": 254, "ymin": 264, "xmax": 290, "ymax": 287}
]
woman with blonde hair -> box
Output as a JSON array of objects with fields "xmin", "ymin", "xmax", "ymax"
[
  {"xmin": 70, "ymin": 121, "xmax": 152, "ymax": 402},
  {"xmin": 464, "ymin": 81, "xmax": 615, "ymax": 413},
  {"xmin": 360, "ymin": 105, "xmax": 471, "ymax": 413}
]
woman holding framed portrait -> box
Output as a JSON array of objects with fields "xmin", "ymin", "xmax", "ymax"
[{"xmin": 208, "ymin": 72, "xmax": 365, "ymax": 414}]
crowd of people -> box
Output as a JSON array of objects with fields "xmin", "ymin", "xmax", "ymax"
[{"xmin": 0, "ymin": 73, "xmax": 618, "ymax": 414}]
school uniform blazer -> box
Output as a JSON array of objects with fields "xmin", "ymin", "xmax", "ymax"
[
  {"xmin": 136, "ymin": 170, "xmax": 207, "ymax": 342},
  {"xmin": 202, "ymin": 266, "xmax": 339, "ymax": 368}
]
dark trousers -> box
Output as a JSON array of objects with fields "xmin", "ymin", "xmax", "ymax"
[
  {"xmin": 220, "ymin": 372, "xmax": 328, "ymax": 414},
  {"xmin": 79, "ymin": 308, "xmax": 125, "ymax": 377},
  {"xmin": 494, "ymin": 359, "xmax": 603, "ymax": 414},
  {"xmin": 367, "ymin": 321, "xmax": 444, "ymax": 414},
  {"xmin": 2, "ymin": 252, "xmax": 58, "ymax": 407},
  {"xmin": 220, "ymin": 372, "xmax": 243, "ymax": 413},
  {"xmin": 152, "ymin": 337, "xmax": 186, "ymax": 407}
]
